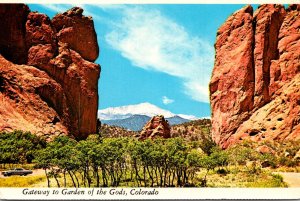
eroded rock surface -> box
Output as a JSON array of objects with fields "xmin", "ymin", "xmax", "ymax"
[
  {"xmin": 52, "ymin": 7, "xmax": 99, "ymax": 62},
  {"xmin": 139, "ymin": 115, "xmax": 171, "ymax": 140},
  {"xmin": 210, "ymin": 4, "xmax": 300, "ymax": 148},
  {"xmin": 0, "ymin": 4, "xmax": 29, "ymax": 64},
  {"xmin": 0, "ymin": 55, "xmax": 69, "ymax": 138},
  {"xmin": 0, "ymin": 4, "xmax": 100, "ymax": 140}
]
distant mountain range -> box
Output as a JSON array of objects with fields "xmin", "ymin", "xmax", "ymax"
[
  {"xmin": 98, "ymin": 102, "xmax": 197, "ymax": 131},
  {"xmin": 102, "ymin": 114, "xmax": 191, "ymax": 131}
]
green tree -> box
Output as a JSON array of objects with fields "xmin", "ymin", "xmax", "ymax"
[
  {"xmin": 0, "ymin": 130, "xmax": 46, "ymax": 167},
  {"xmin": 186, "ymin": 149, "xmax": 203, "ymax": 185}
]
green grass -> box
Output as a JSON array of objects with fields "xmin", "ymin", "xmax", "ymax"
[
  {"xmin": 0, "ymin": 165, "xmax": 292, "ymax": 187},
  {"xmin": 0, "ymin": 169, "xmax": 288, "ymax": 188},
  {"xmin": 195, "ymin": 167, "xmax": 288, "ymax": 187},
  {"xmin": 245, "ymin": 173, "xmax": 287, "ymax": 187},
  {"xmin": 0, "ymin": 175, "xmax": 45, "ymax": 187},
  {"xmin": 275, "ymin": 166, "xmax": 300, "ymax": 173}
]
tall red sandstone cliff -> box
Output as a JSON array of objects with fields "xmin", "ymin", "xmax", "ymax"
[
  {"xmin": 0, "ymin": 4, "xmax": 100, "ymax": 140},
  {"xmin": 210, "ymin": 4, "xmax": 300, "ymax": 148}
]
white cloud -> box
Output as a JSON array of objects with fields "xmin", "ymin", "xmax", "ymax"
[
  {"xmin": 39, "ymin": 4, "xmax": 104, "ymax": 21},
  {"xmin": 39, "ymin": 4, "xmax": 72, "ymax": 13},
  {"xmin": 162, "ymin": 96, "xmax": 174, "ymax": 105},
  {"xmin": 38, "ymin": 4, "xmax": 214, "ymax": 103},
  {"xmin": 177, "ymin": 114, "xmax": 198, "ymax": 120},
  {"xmin": 93, "ymin": 4, "xmax": 126, "ymax": 11},
  {"xmin": 105, "ymin": 6, "xmax": 214, "ymax": 103}
]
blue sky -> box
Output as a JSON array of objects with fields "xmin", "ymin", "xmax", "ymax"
[{"xmin": 29, "ymin": 4, "xmax": 256, "ymax": 118}]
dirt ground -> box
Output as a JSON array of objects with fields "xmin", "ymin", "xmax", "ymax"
[{"xmin": 275, "ymin": 172, "xmax": 300, "ymax": 187}]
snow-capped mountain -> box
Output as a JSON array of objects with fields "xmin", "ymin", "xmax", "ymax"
[
  {"xmin": 98, "ymin": 103, "xmax": 199, "ymax": 131},
  {"xmin": 98, "ymin": 102, "xmax": 197, "ymax": 120},
  {"xmin": 102, "ymin": 114, "xmax": 192, "ymax": 131},
  {"xmin": 102, "ymin": 115, "xmax": 151, "ymax": 131}
]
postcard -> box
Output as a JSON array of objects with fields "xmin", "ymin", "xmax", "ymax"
[{"xmin": 0, "ymin": 0, "xmax": 299, "ymax": 200}]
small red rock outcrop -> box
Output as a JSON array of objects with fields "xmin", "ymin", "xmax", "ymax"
[
  {"xmin": 0, "ymin": 4, "xmax": 100, "ymax": 140},
  {"xmin": 139, "ymin": 115, "xmax": 171, "ymax": 140},
  {"xmin": 210, "ymin": 4, "xmax": 300, "ymax": 148}
]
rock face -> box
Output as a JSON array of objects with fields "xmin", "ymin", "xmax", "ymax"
[
  {"xmin": 0, "ymin": 4, "xmax": 100, "ymax": 140},
  {"xmin": 0, "ymin": 55, "xmax": 69, "ymax": 137},
  {"xmin": 253, "ymin": 5, "xmax": 286, "ymax": 108},
  {"xmin": 0, "ymin": 4, "xmax": 29, "ymax": 64},
  {"xmin": 52, "ymin": 7, "xmax": 99, "ymax": 62},
  {"xmin": 139, "ymin": 115, "xmax": 171, "ymax": 140},
  {"xmin": 210, "ymin": 4, "xmax": 300, "ymax": 148}
]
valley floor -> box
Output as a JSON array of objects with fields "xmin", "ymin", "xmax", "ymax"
[{"xmin": 1, "ymin": 167, "xmax": 299, "ymax": 188}]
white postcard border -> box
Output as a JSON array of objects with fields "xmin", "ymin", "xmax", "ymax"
[
  {"xmin": 0, "ymin": 188, "xmax": 300, "ymax": 199},
  {"xmin": 0, "ymin": 0, "xmax": 300, "ymax": 200}
]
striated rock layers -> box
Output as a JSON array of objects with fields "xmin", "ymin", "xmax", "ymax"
[
  {"xmin": 139, "ymin": 115, "xmax": 171, "ymax": 140},
  {"xmin": 0, "ymin": 4, "xmax": 100, "ymax": 140},
  {"xmin": 210, "ymin": 4, "xmax": 300, "ymax": 148}
]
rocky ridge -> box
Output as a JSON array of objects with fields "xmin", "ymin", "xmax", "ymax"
[
  {"xmin": 0, "ymin": 4, "xmax": 100, "ymax": 140},
  {"xmin": 210, "ymin": 4, "xmax": 300, "ymax": 148}
]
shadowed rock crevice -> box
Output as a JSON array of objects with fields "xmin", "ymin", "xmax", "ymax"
[
  {"xmin": 251, "ymin": 15, "xmax": 256, "ymax": 109},
  {"xmin": 253, "ymin": 4, "xmax": 286, "ymax": 108},
  {"xmin": 0, "ymin": 4, "xmax": 30, "ymax": 64}
]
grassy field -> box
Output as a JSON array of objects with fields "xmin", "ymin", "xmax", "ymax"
[
  {"xmin": 197, "ymin": 169, "xmax": 288, "ymax": 187},
  {"xmin": 0, "ymin": 166, "xmax": 291, "ymax": 188},
  {"xmin": 275, "ymin": 166, "xmax": 300, "ymax": 173},
  {"xmin": 0, "ymin": 175, "xmax": 45, "ymax": 187}
]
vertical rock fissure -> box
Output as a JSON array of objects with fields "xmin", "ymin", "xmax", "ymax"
[
  {"xmin": 251, "ymin": 17, "xmax": 257, "ymax": 108},
  {"xmin": 253, "ymin": 5, "xmax": 286, "ymax": 108},
  {"xmin": 261, "ymin": 24, "xmax": 270, "ymax": 105},
  {"xmin": 260, "ymin": 11, "xmax": 284, "ymax": 107}
]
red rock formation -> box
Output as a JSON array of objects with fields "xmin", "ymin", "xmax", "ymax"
[
  {"xmin": 26, "ymin": 12, "xmax": 57, "ymax": 48},
  {"xmin": 210, "ymin": 4, "xmax": 300, "ymax": 148},
  {"xmin": 256, "ymin": 145, "xmax": 275, "ymax": 154},
  {"xmin": 210, "ymin": 5, "xmax": 255, "ymax": 146},
  {"xmin": 0, "ymin": 4, "xmax": 100, "ymax": 140},
  {"xmin": 0, "ymin": 55, "xmax": 69, "ymax": 138},
  {"xmin": 253, "ymin": 5, "xmax": 286, "ymax": 108},
  {"xmin": 52, "ymin": 7, "xmax": 99, "ymax": 62},
  {"xmin": 0, "ymin": 4, "xmax": 29, "ymax": 64},
  {"xmin": 139, "ymin": 115, "xmax": 171, "ymax": 140}
]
